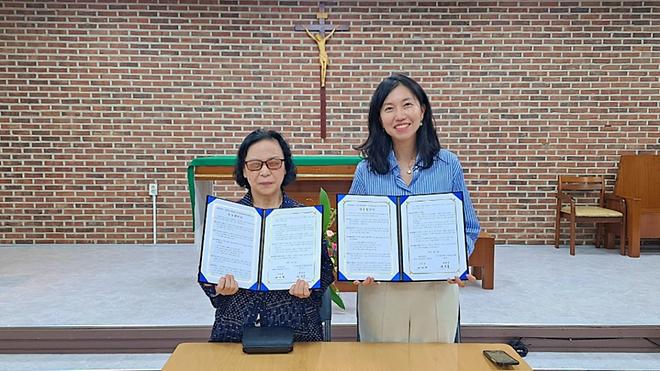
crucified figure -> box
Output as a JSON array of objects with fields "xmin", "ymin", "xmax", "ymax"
[{"xmin": 305, "ymin": 27, "xmax": 336, "ymax": 87}]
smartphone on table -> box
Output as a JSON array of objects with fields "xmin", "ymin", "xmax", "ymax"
[{"xmin": 483, "ymin": 349, "xmax": 520, "ymax": 367}]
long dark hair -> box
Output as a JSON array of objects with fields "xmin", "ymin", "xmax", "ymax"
[
  {"xmin": 356, "ymin": 73, "xmax": 441, "ymax": 175},
  {"xmin": 234, "ymin": 129, "xmax": 297, "ymax": 189}
]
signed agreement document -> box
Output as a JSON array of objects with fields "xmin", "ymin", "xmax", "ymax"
[
  {"xmin": 198, "ymin": 196, "xmax": 322, "ymax": 291},
  {"xmin": 336, "ymin": 193, "xmax": 467, "ymax": 282}
]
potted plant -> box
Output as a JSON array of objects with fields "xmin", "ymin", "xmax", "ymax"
[{"xmin": 319, "ymin": 188, "xmax": 347, "ymax": 309}]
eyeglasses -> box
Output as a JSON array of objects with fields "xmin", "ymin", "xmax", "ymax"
[{"xmin": 244, "ymin": 158, "xmax": 285, "ymax": 171}]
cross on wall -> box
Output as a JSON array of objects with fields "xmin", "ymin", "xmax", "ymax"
[{"xmin": 295, "ymin": 1, "xmax": 348, "ymax": 140}]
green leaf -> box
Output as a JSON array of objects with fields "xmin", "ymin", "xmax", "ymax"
[
  {"xmin": 319, "ymin": 188, "xmax": 331, "ymax": 234},
  {"xmin": 329, "ymin": 284, "xmax": 345, "ymax": 310}
]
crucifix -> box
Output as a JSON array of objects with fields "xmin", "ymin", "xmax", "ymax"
[{"xmin": 295, "ymin": 1, "xmax": 348, "ymax": 139}]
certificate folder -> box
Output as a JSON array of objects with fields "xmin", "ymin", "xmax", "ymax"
[
  {"xmin": 198, "ymin": 195, "xmax": 323, "ymax": 291},
  {"xmin": 336, "ymin": 193, "xmax": 468, "ymax": 282}
]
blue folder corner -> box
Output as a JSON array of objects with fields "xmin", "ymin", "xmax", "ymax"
[
  {"xmin": 198, "ymin": 272, "xmax": 209, "ymax": 284},
  {"xmin": 460, "ymin": 269, "xmax": 469, "ymax": 281}
]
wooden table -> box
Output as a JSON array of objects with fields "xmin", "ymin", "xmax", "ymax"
[
  {"xmin": 162, "ymin": 342, "xmax": 531, "ymax": 371},
  {"xmin": 469, "ymin": 231, "xmax": 495, "ymax": 289}
]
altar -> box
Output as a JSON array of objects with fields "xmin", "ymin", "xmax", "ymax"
[{"xmin": 187, "ymin": 155, "xmax": 361, "ymax": 244}]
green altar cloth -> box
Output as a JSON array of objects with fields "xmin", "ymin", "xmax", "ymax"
[{"xmin": 187, "ymin": 155, "xmax": 362, "ymax": 228}]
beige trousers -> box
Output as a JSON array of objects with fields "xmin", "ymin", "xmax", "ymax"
[{"xmin": 357, "ymin": 281, "xmax": 459, "ymax": 343}]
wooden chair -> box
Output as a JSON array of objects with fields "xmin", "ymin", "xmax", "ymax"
[{"xmin": 554, "ymin": 176, "xmax": 626, "ymax": 256}]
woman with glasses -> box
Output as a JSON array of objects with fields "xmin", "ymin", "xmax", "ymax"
[{"xmin": 199, "ymin": 129, "xmax": 334, "ymax": 342}]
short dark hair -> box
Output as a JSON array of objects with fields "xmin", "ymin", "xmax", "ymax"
[
  {"xmin": 356, "ymin": 73, "xmax": 441, "ymax": 175},
  {"xmin": 234, "ymin": 129, "xmax": 297, "ymax": 189}
]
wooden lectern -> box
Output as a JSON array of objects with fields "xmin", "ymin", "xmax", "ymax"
[{"xmin": 608, "ymin": 153, "xmax": 660, "ymax": 257}]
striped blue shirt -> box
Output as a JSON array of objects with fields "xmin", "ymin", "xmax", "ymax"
[{"xmin": 349, "ymin": 149, "xmax": 481, "ymax": 256}]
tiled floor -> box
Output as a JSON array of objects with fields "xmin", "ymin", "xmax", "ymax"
[
  {"xmin": 525, "ymin": 352, "xmax": 660, "ymax": 371},
  {"xmin": 0, "ymin": 353, "xmax": 168, "ymax": 371},
  {"xmin": 2, "ymin": 243, "xmax": 659, "ymax": 327},
  {"xmin": 1, "ymin": 243, "xmax": 659, "ymax": 370}
]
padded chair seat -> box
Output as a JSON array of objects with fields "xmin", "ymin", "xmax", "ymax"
[{"xmin": 560, "ymin": 206, "xmax": 623, "ymax": 218}]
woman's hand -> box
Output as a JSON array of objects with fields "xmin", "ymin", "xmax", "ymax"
[
  {"xmin": 215, "ymin": 274, "xmax": 239, "ymax": 296},
  {"xmin": 289, "ymin": 279, "xmax": 311, "ymax": 298},
  {"xmin": 353, "ymin": 276, "xmax": 376, "ymax": 286},
  {"xmin": 447, "ymin": 274, "xmax": 477, "ymax": 287}
]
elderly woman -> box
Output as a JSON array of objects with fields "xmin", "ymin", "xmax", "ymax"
[{"xmin": 199, "ymin": 129, "xmax": 334, "ymax": 342}]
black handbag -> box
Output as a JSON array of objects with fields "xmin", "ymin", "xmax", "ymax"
[{"xmin": 241, "ymin": 326, "xmax": 294, "ymax": 354}]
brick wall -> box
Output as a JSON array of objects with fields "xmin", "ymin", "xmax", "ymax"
[{"xmin": 1, "ymin": 1, "xmax": 658, "ymax": 244}]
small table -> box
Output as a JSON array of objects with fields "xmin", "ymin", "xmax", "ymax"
[
  {"xmin": 162, "ymin": 342, "xmax": 532, "ymax": 371},
  {"xmin": 470, "ymin": 231, "xmax": 495, "ymax": 289}
]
